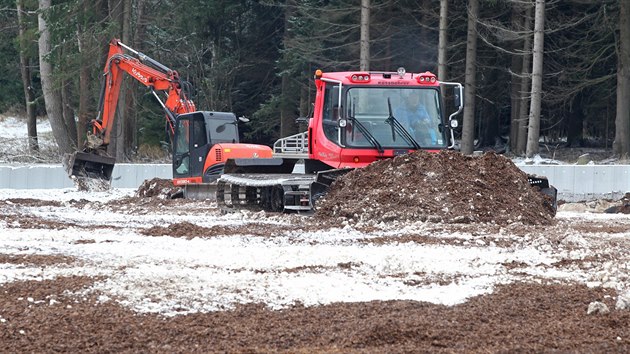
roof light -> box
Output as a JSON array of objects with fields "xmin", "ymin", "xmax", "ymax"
[
  {"xmin": 349, "ymin": 73, "xmax": 370, "ymax": 83},
  {"xmin": 416, "ymin": 71, "xmax": 437, "ymax": 85},
  {"xmin": 314, "ymin": 69, "xmax": 323, "ymax": 79}
]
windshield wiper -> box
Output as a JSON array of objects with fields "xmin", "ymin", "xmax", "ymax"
[
  {"xmin": 385, "ymin": 98, "xmax": 421, "ymax": 149},
  {"xmin": 348, "ymin": 100, "xmax": 384, "ymax": 153}
]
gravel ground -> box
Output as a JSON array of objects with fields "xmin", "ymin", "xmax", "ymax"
[{"xmin": 0, "ymin": 186, "xmax": 629, "ymax": 353}]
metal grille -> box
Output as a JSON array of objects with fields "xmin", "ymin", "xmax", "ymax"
[{"xmin": 215, "ymin": 148, "xmax": 223, "ymax": 161}]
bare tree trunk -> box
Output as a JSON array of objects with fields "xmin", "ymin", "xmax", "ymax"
[
  {"xmin": 131, "ymin": 0, "xmax": 147, "ymax": 151},
  {"xmin": 17, "ymin": 0, "xmax": 38, "ymax": 152},
  {"xmin": 77, "ymin": 63, "xmax": 90, "ymax": 150},
  {"xmin": 516, "ymin": 4, "xmax": 533, "ymax": 155},
  {"xmin": 61, "ymin": 77, "xmax": 78, "ymax": 144},
  {"xmin": 280, "ymin": 0, "xmax": 298, "ymax": 137},
  {"xmin": 107, "ymin": 0, "xmax": 123, "ymax": 158},
  {"xmin": 509, "ymin": 4, "xmax": 523, "ymax": 153},
  {"xmin": 418, "ymin": 0, "xmax": 432, "ymax": 70},
  {"xmin": 300, "ymin": 76, "xmax": 310, "ymax": 118},
  {"xmin": 566, "ymin": 92, "xmax": 584, "ymax": 147},
  {"xmin": 38, "ymin": 0, "xmax": 75, "ymax": 155},
  {"xmin": 437, "ymin": 0, "xmax": 448, "ymax": 80},
  {"xmin": 76, "ymin": 0, "xmax": 93, "ymax": 150},
  {"xmin": 461, "ymin": 0, "xmax": 479, "ymax": 155},
  {"xmin": 360, "ymin": 0, "xmax": 370, "ymax": 71},
  {"xmin": 614, "ymin": 0, "xmax": 630, "ymax": 157},
  {"xmin": 116, "ymin": 0, "xmax": 133, "ymax": 161},
  {"xmin": 525, "ymin": 0, "xmax": 545, "ymax": 158}
]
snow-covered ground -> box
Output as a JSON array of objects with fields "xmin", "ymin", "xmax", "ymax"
[
  {"xmin": 0, "ymin": 115, "xmax": 52, "ymax": 139},
  {"xmin": 0, "ymin": 115, "xmax": 57, "ymax": 163},
  {"xmin": 1, "ymin": 188, "xmax": 628, "ymax": 316}
]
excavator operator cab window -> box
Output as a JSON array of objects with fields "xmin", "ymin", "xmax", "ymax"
[
  {"xmin": 174, "ymin": 119, "xmax": 192, "ymax": 175},
  {"xmin": 205, "ymin": 113, "xmax": 241, "ymax": 145}
]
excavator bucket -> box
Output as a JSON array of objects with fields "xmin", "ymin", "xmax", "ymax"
[
  {"xmin": 65, "ymin": 151, "xmax": 116, "ymax": 181},
  {"xmin": 527, "ymin": 174, "xmax": 558, "ymax": 214}
]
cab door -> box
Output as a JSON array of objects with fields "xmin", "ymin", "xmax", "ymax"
[{"xmin": 172, "ymin": 112, "xmax": 210, "ymax": 180}]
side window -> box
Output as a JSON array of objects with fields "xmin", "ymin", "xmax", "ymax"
[
  {"xmin": 322, "ymin": 83, "xmax": 340, "ymax": 143},
  {"xmin": 175, "ymin": 119, "xmax": 190, "ymax": 155},
  {"xmin": 174, "ymin": 119, "xmax": 190, "ymax": 175},
  {"xmin": 191, "ymin": 118, "xmax": 208, "ymax": 148}
]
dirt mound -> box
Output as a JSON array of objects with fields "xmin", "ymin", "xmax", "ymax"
[
  {"xmin": 316, "ymin": 150, "xmax": 555, "ymax": 225},
  {"xmin": 135, "ymin": 178, "xmax": 183, "ymax": 199},
  {"xmin": 604, "ymin": 193, "xmax": 630, "ymax": 214},
  {"xmin": 141, "ymin": 221, "xmax": 211, "ymax": 238}
]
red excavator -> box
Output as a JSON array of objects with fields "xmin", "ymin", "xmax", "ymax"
[
  {"xmin": 66, "ymin": 39, "xmax": 272, "ymax": 193},
  {"xmin": 217, "ymin": 68, "xmax": 557, "ymax": 212}
]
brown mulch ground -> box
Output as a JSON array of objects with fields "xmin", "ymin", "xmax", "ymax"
[
  {"xmin": 140, "ymin": 221, "xmax": 298, "ymax": 238},
  {"xmin": 316, "ymin": 150, "xmax": 556, "ymax": 225},
  {"xmin": 0, "ymin": 254, "xmax": 76, "ymax": 266},
  {"xmin": 0, "ymin": 277, "xmax": 627, "ymax": 353}
]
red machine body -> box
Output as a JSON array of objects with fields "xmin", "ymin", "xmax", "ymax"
[
  {"xmin": 306, "ymin": 70, "xmax": 447, "ymax": 170},
  {"xmin": 217, "ymin": 68, "xmax": 466, "ymax": 211}
]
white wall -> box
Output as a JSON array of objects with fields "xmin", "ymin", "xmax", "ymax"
[{"xmin": 0, "ymin": 164, "xmax": 172, "ymax": 189}]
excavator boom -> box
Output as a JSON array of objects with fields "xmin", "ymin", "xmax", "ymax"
[{"xmin": 67, "ymin": 39, "xmax": 195, "ymax": 182}]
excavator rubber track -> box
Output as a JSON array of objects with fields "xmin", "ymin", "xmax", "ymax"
[{"xmin": 216, "ymin": 173, "xmax": 316, "ymax": 212}]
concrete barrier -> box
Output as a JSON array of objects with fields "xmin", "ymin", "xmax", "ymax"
[
  {"xmin": 0, "ymin": 164, "xmax": 172, "ymax": 189},
  {"xmin": 1, "ymin": 163, "xmax": 629, "ymax": 202},
  {"xmin": 518, "ymin": 165, "xmax": 630, "ymax": 202}
]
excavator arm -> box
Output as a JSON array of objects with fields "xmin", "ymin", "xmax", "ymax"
[
  {"xmin": 92, "ymin": 38, "xmax": 196, "ymax": 147},
  {"xmin": 66, "ymin": 38, "xmax": 196, "ymax": 182}
]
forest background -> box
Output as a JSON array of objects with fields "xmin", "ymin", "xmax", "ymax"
[{"xmin": 0, "ymin": 0, "xmax": 628, "ymax": 162}]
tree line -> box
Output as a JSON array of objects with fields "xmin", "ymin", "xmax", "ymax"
[{"xmin": 0, "ymin": 0, "xmax": 628, "ymax": 160}]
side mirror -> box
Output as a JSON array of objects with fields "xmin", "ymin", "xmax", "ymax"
[
  {"xmin": 454, "ymin": 87, "xmax": 464, "ymax": 108},
  {"xmin": 449, "ymin": 119, "xmax": 459, "ymax": 129}
]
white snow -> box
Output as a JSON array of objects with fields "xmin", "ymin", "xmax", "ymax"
[
  {"xmin": 0, "ymin": 116, "xmax": 52, "ymax": 139},
  {"xmin": 0, "ymin": 115, "xmax": 58, "ymax": 163},
  {"xmin": 0, "ymin": 188, "xmax": 135, "ymax": 202},
  {"xmin": 1, "ymin": 188, "xmax": 628, "ymax": 316}
]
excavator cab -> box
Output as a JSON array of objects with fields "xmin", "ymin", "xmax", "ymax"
[{"xmin": 172, "ymin": 111, "xmax": 241, "ymax": 182}]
